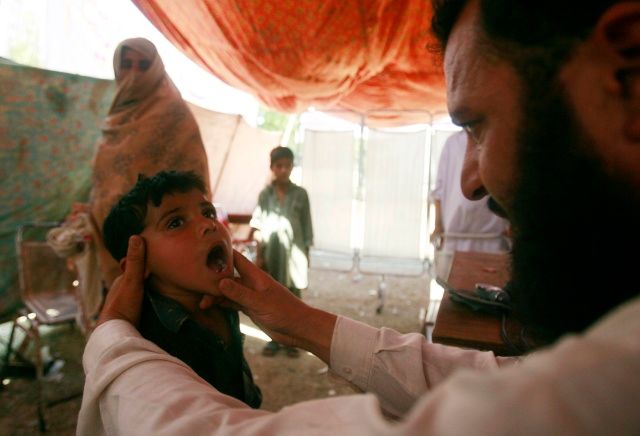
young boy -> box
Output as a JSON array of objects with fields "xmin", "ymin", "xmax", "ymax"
[
  {"xmin": 102, "ymin": 170, "xmax": 261, "ymax": 408},
  {"xmin": 250, "ymin": 146, "xmax": 313, "ymax": 357}
]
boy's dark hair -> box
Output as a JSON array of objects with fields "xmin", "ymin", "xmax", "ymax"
[
  {"xmin": 103, "ymin": 170, "xmax": 206, "ymax": 261},
  {"xmin": 270, "ymin": 146, "xmax": 294, "ymax": 165}
]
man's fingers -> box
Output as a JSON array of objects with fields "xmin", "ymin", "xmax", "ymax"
[
  {"xmin": 232, "ymin": 249, "xmax": 270, "ymax": 288},
  {"xmin": 123, "ymin": 235, "xmax": 145, "ymax": 282},
  {"xmin": 231, "ymin": 249, "xmax": 254, "ymax": 275},
  {"xmin": 219, "ymin": 277, "xmax": 254, "ymax": 307}
]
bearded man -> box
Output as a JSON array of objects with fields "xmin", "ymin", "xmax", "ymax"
[{"xmin": 79, "ymin": 1, "xmax": 640, "ymax": 434}]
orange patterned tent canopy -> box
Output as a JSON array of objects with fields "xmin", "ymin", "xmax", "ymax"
[{"xmin": 132, "ymin": 0, "xmax": 447, "ymax": 126}]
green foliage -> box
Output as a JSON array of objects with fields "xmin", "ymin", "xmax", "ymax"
[
  {"xmin": 257, "ymin": 107, "xmax": 289, "ymax": 132},
  {"xmin": 257, "ymin": 107, "xmax": 302, "ymax": 154},
  {"xmin": 8, "ymin": 40, "xmax": 40, "ymax": 66}
]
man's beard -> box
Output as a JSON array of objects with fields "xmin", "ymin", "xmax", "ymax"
[{"xmin": 507, "ymin": 79, "xmax": 640, "ymax": 342}]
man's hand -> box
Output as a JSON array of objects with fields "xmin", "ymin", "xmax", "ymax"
[
  {"xmin": 204, "ymin": 250, "xmax": 337, "ymax": 363},
  {"xmin": 97, "ymin": 235, "xmax": 146, "ymax": 327},
  {"xmin": 430, "ymin": 230, "xmax": 443, "ymax": 250}
]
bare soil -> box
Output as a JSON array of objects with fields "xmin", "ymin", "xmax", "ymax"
[{"xmin": 0, "ymin": 268, "xmax": 429, "ymax": 435}]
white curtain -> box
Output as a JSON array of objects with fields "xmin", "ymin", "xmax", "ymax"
[
  {"xmin": 301, "ymin": 130, "xmax": 355, "ymax": 256},
  {"xmin": 361, "ymin": 129, "xmax": 428, "ymax": 262}
]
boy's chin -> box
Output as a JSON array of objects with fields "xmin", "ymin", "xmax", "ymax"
[{"xmin": 205, "ymin": 268, "xmax": 234, "ymax": 296}]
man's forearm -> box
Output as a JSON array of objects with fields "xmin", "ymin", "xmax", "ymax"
[{"xmin": 291, "ymin": 306, "xmax": 337, "ymax": 364}]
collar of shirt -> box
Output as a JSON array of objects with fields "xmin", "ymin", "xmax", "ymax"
[{"xmin": 145, "ymin": 289, "xmax": 191, "ymax": 333}]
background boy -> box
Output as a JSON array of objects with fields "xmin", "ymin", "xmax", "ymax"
[
  {"xmin": 250, "ymin": 146, "xmax": 313, "ymax": 357},
  {"xmin": 103, "ymin": 170, "xmax": 261, "ymax": 408}
]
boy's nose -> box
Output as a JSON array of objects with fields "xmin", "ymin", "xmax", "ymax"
[{"xmin": 198, "ymin": 217, "xmax": 217, "ymax": 236}]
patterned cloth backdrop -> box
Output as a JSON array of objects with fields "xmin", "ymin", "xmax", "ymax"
[{"xmin": 0, "ymin": 61, "xmax": 115, "ymax": 319}]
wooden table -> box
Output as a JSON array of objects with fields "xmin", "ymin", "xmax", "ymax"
[{"xmin": 432, "ymin": 251, "xmax": 516, "ymax": 355}]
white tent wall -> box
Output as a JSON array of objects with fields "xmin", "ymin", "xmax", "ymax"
[
  {"xmin": 301, "ymin": 130, "xmax": 356, "ymax": 271},
  {"xmin": 361, "ymin": 129, "xmax": 428, "ymax": 262},
  {"xmin": 211, "ymin": 117, "xmax": 281, "ymax": 215}
]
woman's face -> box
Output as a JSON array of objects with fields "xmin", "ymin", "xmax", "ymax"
[{"xmin": 119, "ymin": 47, "xmax": 151, "ymax": 81}]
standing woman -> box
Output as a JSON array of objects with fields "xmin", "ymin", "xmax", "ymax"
[{"xmin": 90, "ymin": 38, "xmax": 211, "ymax": 289}]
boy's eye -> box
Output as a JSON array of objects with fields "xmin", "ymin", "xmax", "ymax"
[
  {"xmin": 121, "ymin": 59, "xmax": 133, "ymax": 70},
  {"xmin": 167, "ymin": 217, "xmax": 184, "ymax": 229},
  {"xmin": 203, "ymin": 207, "xmax": 217, "ymax": 220}
]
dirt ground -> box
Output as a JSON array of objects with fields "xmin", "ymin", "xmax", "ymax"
[{"xmin": 0, "ymin": 268, "xmax": 429, "ymax": 435}]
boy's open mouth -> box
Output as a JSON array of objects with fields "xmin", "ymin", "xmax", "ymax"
[{"xmin": 206, "ymin": 245, "xmax": 227, "ymax": 273}]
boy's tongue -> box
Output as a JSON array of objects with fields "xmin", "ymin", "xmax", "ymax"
[
  {"xmin": 207, "ymin": 248, "xmax": 226, "ymax": 272},
  {"xmin": 209, "ymin": 257, "xmax": 226, "ymax": 272}
]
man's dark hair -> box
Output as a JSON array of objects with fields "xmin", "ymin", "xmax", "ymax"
[
  {"xmin": 103, "ymin": 170, "xmax": 206, "ymax": 261},
  {"xmin": 431, "ymin": 1, "xmax": 619, "ymax": 75},
  {"xmin": 270, "ymin": 146, "xmax": 294, "ymax": 165}
]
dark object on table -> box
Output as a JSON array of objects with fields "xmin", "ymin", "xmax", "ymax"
[{"xmin": 437, "ymin": 277, "xmax": 512, "ymax": 315}]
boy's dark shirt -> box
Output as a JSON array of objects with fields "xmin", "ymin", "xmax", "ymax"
[{"xmin": 138, "ymin": 288, "xmax": 262, "ymax": 408}]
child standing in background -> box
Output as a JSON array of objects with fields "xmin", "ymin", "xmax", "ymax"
[{"xmin": 250, "ymin": 146, "xmax": 313, "ymax": 357}]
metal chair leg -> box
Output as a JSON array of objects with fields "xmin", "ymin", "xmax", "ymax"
[
  {"xmin": 30, "ymin": 318, "xmax": 47, "ymax": 432},
  {"xmin": 2, "ymin": 316, "xmax": 18, "ymax": 369},
  {"xmin": 375, "ymin": 275, "xmax": 387, "ymax": 314}
]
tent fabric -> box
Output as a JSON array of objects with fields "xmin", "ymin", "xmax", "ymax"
[
  {"xmin": 0, "ymin": 63, "xmax": 115, "ymax": 319},
  {"xmin": 132, "ymin": 0, "xmax": 447, "ymax": 127},
  {"xmin": 301, "ymin": 130, "xmax": 355, "ymax": 255},
  {"xmin": 209, "ymin": 115, "xmax": 280, "ymax": 215},
  {"xmin": 187, "ymin": 103, "xmax": 280, "ymax": 215}
]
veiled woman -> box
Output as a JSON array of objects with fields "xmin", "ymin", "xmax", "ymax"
[{"xmin": 90, "ymin": 38, "xmax": 211, "ymax": 288}]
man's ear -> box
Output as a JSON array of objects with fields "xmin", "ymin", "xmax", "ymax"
[{"xmin": 594, "ymin": 2, "xmax": 640, "ymax": 140}]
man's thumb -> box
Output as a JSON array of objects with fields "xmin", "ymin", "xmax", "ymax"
[
  {"xmin": 123, "ymin": 235, "xmax": 145, "ymax": 278},
  {"xmin": 219, "ymin": 278, "xmax": 251, "ymax": 306}
]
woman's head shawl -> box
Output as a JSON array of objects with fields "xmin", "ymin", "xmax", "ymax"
[{"xmin": 109, "ymin": 38, "xmax": 166, "ymax": 113}]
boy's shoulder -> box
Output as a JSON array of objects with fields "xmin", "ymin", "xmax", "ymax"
[
  {"xmin": 293, "ymin": 184, "xmax": 311, "ymax": 199},
  {"xmin": 289, "ymin": 183, "xmax": 308, "ymax": 194},
  {"xmin": 258, "ymin": 184, "xmax": 274, "ymax": 196}
]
